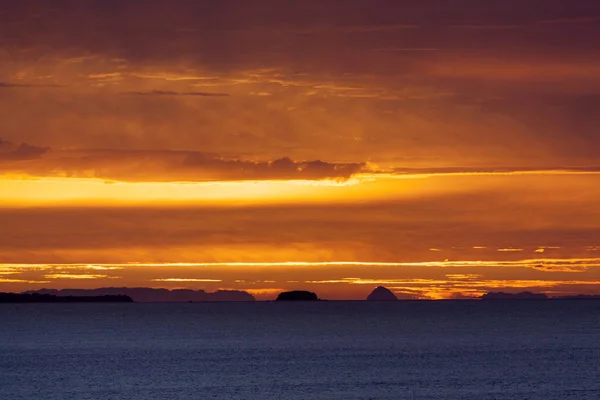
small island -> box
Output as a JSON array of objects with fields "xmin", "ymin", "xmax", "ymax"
[
  {"xmin": 366, "ymin": 286, "xmax": 398, "ymax": 301},
  {"xmin": 276, "ymin": 290, "xmax": 319, "ymax": 301},
  {"xmin": 0, "ymin": 292, "xmax": 134, "ymax": 303}
]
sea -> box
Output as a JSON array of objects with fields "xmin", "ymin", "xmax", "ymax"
[{"xmin": 0, "ymin": 301, "xmax": 598, "ymax": 400}]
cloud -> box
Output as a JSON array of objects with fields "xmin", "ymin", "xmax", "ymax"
[
  {"xmin": 130, "ymin": 73, "xmax": 220, "ymax": 81},
  {"xmin": 530, "ymin": 264, "xmax": 589, "ymax": 273},
  {"xmin": 372, "ymin": 47, "xmax": 442, "ymax": 52},
  {"xmin": 5, "ymin": 142, "xmax": 600, "ymax": 183},
  {"xmin": 273, "ymin": 24, "xmax": 418, "ymax": 35},
  {"xmin": 0, "ymin": 141, "xmax": 50, "ymax": 161},
  {"xmin": 88, "ymin": 73, "xmax": 123, "ymax": 79},
  {"xmin": 536, "ymin": 16, "xmax": 600, "ymax": 25},
  {"xmin": 0, "ymin": 278, "xmax": 50, "ymax": 284},
  {"xmin": 0, "ymin": 82, "xmax": 64, "ymax": 88},
  {"xmin": 389, "ymin": 166, "xmax": 600, "ymax": 177},
  {"xmin": 425, "ymin": 59, "xmax": 600, "ymax": 83},
  {"xmin": 0, "ymin": 264, "xmax": 123, "ymax": 272},
  {"xmin": 151, "ymin": 278, "xmax": 222, "ymax": 282},
  {"xmin": 445, "ymin": 274, "xmax": 483, "ymax": 280},
  {"xmin": 182, "ymin": 154, "xmax": 365, "ymax": 181},
  {"xmin": 5, "ymin": 258, "xmax": 600, "ymax": 272},
  {"xmin": 449, "ymin": 25, "xmax": 520, "ymax": 30},
  {"xmin": 122, "ymin": 90, "xmax": 230, "ymax": 97},
  {"xmin": 43, "ymin": 274, "xmax": 113, "ymax": 280},
  {"xmin": 334, "ymin": 24, "xmax": 419, "ymax": 33},
  {"xmin": 0, "ymin": 146, "xmax": 366, "ymax": 182}
]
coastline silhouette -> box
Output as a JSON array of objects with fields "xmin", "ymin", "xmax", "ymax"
[
  {"xmin": 0, "ymin": 292, "xmax": 133, "ymax": 303},
  {"xmin": 11, "ymin": 288, "xmax": 599, "ymax": 303},
  {"xmin": 480, "ymin": 291, "xmax": 548, "ymax": 300},
  {"xmin": 23, "ymin": 288, "xmax": 255, "ymax": 302}
]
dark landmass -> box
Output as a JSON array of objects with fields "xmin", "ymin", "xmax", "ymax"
[
  {"xmin": 481, "ymin": 291, "xmax": 548, "ymax": 300},
  {"xmin": 480, "ymin": 292, "xmax": 600, "ymax": 301},
  {"xmin": 0, "ymin": 292, "xmax": 133, "ymax": 303},
  {"xmin": 555, "ymin": 294, "xmax": 600, "ymax": 300},
  {"xmin": 23, "ymin": 288, "xmax": 255, "ymax": 302},
  {"xmin": 366, "ymin": 286, "xmax": 398, "ymax": 301},
  {"xmin": 276, "ymin": 290, "xmax": 319, "ymax": 301},
  {"xmin": 14, "ymin": 288, "xmax": 598, "ymax": 302}
]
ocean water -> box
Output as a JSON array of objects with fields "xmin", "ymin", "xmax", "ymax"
[{"xmin": 0, "ymin": 301, "xmax": 599, "ymax": 400}]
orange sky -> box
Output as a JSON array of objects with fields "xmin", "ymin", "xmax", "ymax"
[{"xmin": 1, "ymin": 1, "xmax": 599, "ymax": 299}]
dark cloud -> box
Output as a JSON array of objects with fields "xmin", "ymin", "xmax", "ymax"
[
  {"xmin": 0, "ymin": 82, "xmax": 64, "ymax": 88},
  {"xmin": 0, "ymin": 147, "xmax": 365, "ymax": 181},
  {"xmin": 0, "ymin": 141, "xmax": 50, "ymax": 161},
  {"xmin": 283, "ymin": 24, "xmax": 419, "ymax": 35},
  {"xmin": 0, "ymin": 0, "xmax": 599, "ymax": 166},
  {"xmin": 123, "ymin": 90, "xmax": 229, "ymax": 97},
  {"xmin": 181, "ymin": 154, "xmax": 364, "ymax": 180},
  {"xmin": 449, "ymin": 25, "xmax": 520, "ymax": 30},
  {"xmin": 390, "ymin": 166, "xmax": 600, "ymax": 175},
  {"xmin": 536, "ymin": 15, "xmax": 600, "ymax": 25},
  {"xmin": 1, "ymin": 187, "xmax": 599, "ymax": 259},
  {"xmin": 3, "ymin": 141, "xmax": 600, "ymax": 181},
  {"xmin": 2, "ymin": 0, "xmax": 599, "ymax": 66}
]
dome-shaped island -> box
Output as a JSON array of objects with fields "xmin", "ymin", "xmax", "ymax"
[{"xmin": 366, "ymin": 286, "xmax": 398, "ymax": 301}]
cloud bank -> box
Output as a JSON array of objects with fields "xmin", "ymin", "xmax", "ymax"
[{"xmin": 0, "ymin": 144, "xmax": 366, "ymax": 182}]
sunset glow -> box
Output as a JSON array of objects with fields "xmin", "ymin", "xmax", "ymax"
[
  {"xmin": 2, "ymin": 257, "xmax": 599, "ymax": 300},
  {"xmin": 1, "ymin": 0, "xmax": 599, "ymax": 300}
]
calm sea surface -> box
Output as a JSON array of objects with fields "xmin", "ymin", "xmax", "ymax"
[{"xmin": 1, "ymin": 301, "xmax": 599, "ymax": 399}]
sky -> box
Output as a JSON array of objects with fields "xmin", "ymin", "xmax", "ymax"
[{"xmin": 1, "ymin": 0, "xmax": 599, "ymax": 300}]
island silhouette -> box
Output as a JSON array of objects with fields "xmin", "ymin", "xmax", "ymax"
[
  {"xmin": 24, "ymin": 288, "xmax": 255, "ymax": 302},
  {"xmin": 366, "ymin": 286, "xmax": 398, "ymax": 301},
  {"xmin": 276, "ymin": 290, "xmax": 319, "ymax": 301}
]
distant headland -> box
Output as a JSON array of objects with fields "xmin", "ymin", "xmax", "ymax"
[
  {"xmin": 480, "ymin": 291, "xmax": 600, "ymax": 300},
  {"xmin": 23, "ymin": 288, "xmax": 255, "ymax": 302},
  {"xmin": 0, "ymin": 292, "xmax": 133, "ymax": 303},
  {"xmin": 481, "ymin": 291, "xmax": 548, "ymax": 300}
]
